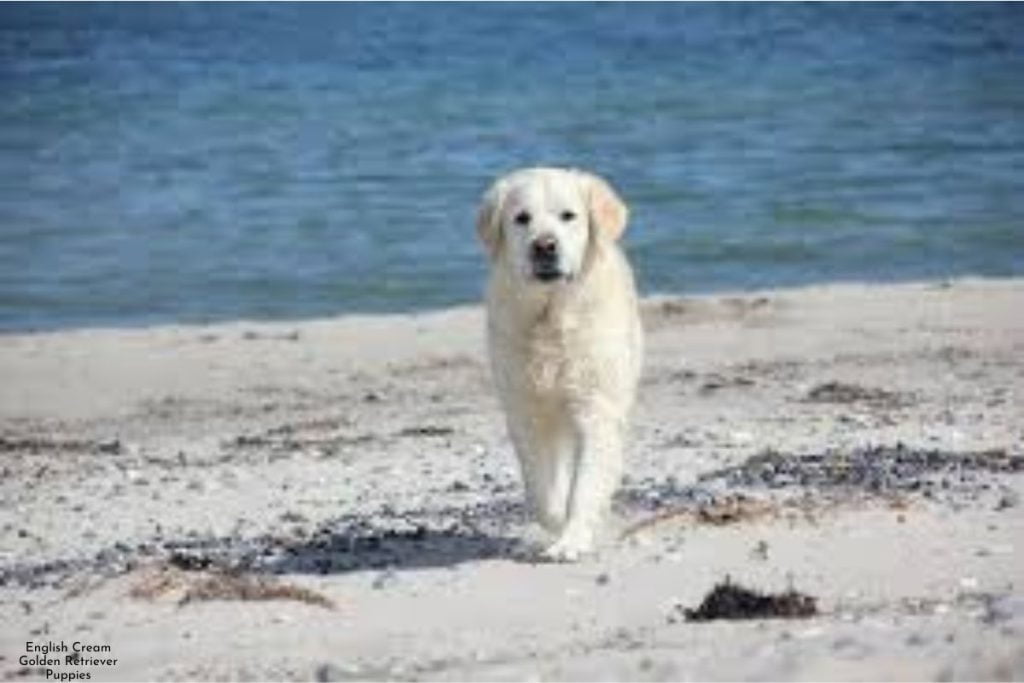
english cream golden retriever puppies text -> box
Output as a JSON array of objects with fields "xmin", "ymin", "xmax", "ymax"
[{"xmin": 477, "ymin": 167, "xmax": 644, "ymax": 561}]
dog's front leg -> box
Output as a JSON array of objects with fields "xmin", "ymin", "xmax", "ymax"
[{"xmin": 541, "ymin": 406, "xmax": 623, "ymax": 562}]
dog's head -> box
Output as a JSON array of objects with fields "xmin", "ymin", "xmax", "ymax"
[{"xmin": 476, "ymin": 167, "xmax": 628, "ymax": 284}]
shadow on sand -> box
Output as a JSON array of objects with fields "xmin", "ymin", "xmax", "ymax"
[{"xmin": 159, "ymin": 498, "xmax": 527, "ymax": 578}]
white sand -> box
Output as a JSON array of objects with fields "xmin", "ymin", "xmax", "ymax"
[{"xmin": 1, "ymin": 278, "xmax": 1022, "ymax": 681}]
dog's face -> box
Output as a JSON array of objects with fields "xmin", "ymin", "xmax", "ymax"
[
  {"xmin": 477, "ymin": 168, "xmax": 628, "ymax": 285},
  {"xmin": 501, "ymin": 171, "xmax": 590, "ymax": 283}
]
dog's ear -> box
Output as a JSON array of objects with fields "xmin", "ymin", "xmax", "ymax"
[
  {"xmin": 577, "ymin": 171, "xmax": 629, "ymax": 242},
  {"xmin": 476, "ymin": 178, "xmax": 507, "ymax": 261}
]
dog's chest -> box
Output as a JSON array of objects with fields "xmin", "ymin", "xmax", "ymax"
[{"xmin": 517, "ymin": 309, "xmax": 599, "ymax": 398}]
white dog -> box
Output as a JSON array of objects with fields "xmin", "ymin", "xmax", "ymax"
[{"xmin": 476, "ymin": 167, "xmax": 644, "ymax": 561}]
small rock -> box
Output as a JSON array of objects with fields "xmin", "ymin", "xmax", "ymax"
[
  {"xmin": 982, "ymin": 595, "xmax": 1024, "ymax": 624},
  {"xmin": 315, "ymin": 663, "xmax": 347, "ymax": 682},
  {"xmin": 98, "ymin": 439, "xmax": 122, "ymax": 455},
  {"xmin": 280, "ymin": 511, "xmax": 308, "ymax": 524},
  {"xmin": 906, "ymin": 633, "xmax": 926, "ymax": 646},
  {"xmin": 371, "ymin": 569, "xmax": 398, "ymax": 590},
  {"xmin": 995, "ymin": 490, "xmax": 1019, "ymax": 511},
  {"xmin": 595, "ymin": 572, "xmax": 610, "ymax": 586}
]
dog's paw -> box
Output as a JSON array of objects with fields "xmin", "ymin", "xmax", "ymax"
[{"xmin": 539, "ymin": 531, "xmax": 594, "ymax": 563}]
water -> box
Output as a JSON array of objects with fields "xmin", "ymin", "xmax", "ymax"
[{"xmin": 2, "ymin": 3, "xmax": 1022, "ymax": 331}]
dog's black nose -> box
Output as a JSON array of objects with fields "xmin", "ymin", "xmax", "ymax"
[{"xmin": 531, "ymin": 235, "xmax": 558, "ymax": 262}]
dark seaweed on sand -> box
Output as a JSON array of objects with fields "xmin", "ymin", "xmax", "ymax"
[
  {"xmin": 701, "ymin": 444, "xmax": 1024, "ymax": 494},
  {"xmin": 685, "ymin": 578, "xmax": 818, "ymax": 622}
]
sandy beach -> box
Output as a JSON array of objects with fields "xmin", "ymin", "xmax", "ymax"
[{"xmin": 1, "ymin": 277, "xmax": 1022, "ymax": 681}]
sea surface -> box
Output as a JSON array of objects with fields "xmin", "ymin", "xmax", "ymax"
[{"xmin": 2, "ymin": 3, "xmax": 1023, "ymax": 331}]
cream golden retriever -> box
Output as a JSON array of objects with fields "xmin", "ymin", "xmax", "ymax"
[{"xmin": 476, "ymin": 167, "xmax": 643, "ymax": 561}]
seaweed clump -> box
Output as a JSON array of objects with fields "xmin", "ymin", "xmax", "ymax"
[{"xmin": 685, "ymin": 578, "xmax": 818, "ymax": 622}]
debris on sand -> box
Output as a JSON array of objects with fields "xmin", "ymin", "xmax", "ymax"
[
  {"xmin": 620, "ymin": 495, "xmax": 778, "ymax": 540},
  {"xmin": 803, "ymin": 381, "xmax": 915, "ymax": 408},
  {"xmin": 684, "ymin": 578, "xmax": 818, "ymax": 622},
  {"xmin": 129, "ymin": 563, "xmax": 334, "ymax": 609},
  {"xmin": 396, "ymin": 425, "xmax": 455, "ymax": 438},
  {"xmin": 700, "ymin": 445, "xmax": 1024, "ymax": 499},
  {"xmin": 0, "ymin": 436, "xmax": 119, "ymax": 455},
  {"xmin": 2, "ymin": 499, "xmax": 524, "ymax": 591}
]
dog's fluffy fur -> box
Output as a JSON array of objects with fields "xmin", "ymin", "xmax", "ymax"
[{"xmin": 477, "ymin": 167, "xmax": 644, "ymax": 561}]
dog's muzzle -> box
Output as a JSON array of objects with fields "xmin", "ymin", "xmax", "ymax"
[{"xmin": 531, "ymin": 235, "xmax": 564, "ymax": 282}]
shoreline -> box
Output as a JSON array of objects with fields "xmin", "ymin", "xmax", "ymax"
[
  {"xmin": 0, "ymin": 273, "xmax": 1015, "ymax": 339},
  {"xmin": 2, "ymin": 276, "xmax": 1023, "ymax": 681}
]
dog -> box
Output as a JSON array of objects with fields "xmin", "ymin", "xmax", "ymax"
[{"xmin": 476, "ymin": 167, "xmax": 644, "ymax": 561}]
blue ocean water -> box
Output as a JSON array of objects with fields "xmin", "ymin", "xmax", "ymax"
[{"xmin": 1, "ymin": 3, "xmax": 1023, "ymax": 331}]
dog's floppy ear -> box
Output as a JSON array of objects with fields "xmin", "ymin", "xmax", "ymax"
[
  {"xmin": 577, "ymin": 171, "xmax": 629, "ymax": 242},
  {"xmin": 476, "ymin": 177, "xmax": 507, "ymax": 261}
]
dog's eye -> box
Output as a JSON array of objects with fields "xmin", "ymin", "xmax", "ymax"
[
  {"xmin": 560, "ymin": 210, "xmax": 577, "ymax": 222},
  {"xmin": 514, "ymin": 211, "xmax": 532, "ymax": 226}
]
